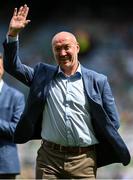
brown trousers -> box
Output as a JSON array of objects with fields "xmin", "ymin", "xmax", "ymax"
[{"xmin": 36, "ymin": 144, "xmax": 97, "ymax": 179}]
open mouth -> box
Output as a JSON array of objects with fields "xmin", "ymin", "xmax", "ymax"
[{"xmin": 59, "ymin": 56, "xmax": 70, "ymax": 61}]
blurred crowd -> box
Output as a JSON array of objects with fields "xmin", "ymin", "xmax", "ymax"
[{"xmin": 0, "ymin": 14, "xmax": 133, "ymax": 179}]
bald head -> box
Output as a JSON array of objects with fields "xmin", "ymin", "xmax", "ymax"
[{"xmin": 52, "ymin": 31, "xmax": 78, "ymax": 46}]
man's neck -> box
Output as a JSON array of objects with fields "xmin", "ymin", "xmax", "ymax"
[{"xmin": 62, "ymin": 62, "xmax": 79, "ymax": 76}]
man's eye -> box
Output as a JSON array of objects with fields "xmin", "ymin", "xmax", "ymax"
[
  {"xmin": 55, "ymin": 48, "xmax": 61, "ymax": 51},
  {"xmin": 65, "ymin": 46, "xmax": 70, "ymax": 50}
]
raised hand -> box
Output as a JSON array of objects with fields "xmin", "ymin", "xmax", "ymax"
[{"xmin": 8, "ymin": 4, "xmax": 30, "ymax": 37}]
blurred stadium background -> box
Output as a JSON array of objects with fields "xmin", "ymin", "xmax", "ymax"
[{"xmin": 0, "ymin": 0, "xmax": 133, "ymax": 179}]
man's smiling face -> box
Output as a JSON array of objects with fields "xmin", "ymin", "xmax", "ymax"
[{"xmin": 52, "ymin": 32, "xmax": 80, "ymax": 75}]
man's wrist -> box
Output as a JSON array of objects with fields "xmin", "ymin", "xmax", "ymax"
[
  {"xmin": 7, "ymin": 32, "xmax": 18, "ymax": 37},
  {"xmin": 7, "ymin": 28, "xmax": 19, "ymax": 37},
  {"xmin": 6, "ymin": 34, "xmax": 18, "ymax": 43}
]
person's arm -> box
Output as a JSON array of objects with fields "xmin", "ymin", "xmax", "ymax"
[
  {"xmin": 3, "ymin": 4, "xmax": 34, "ymax": 87},
  {"xmin": 0, "ymin": 92, "xmax": 25, "ymax": 141},
  {"xmin": 102, "ymin": 77, "xmax": 120, "ymax": 129}
]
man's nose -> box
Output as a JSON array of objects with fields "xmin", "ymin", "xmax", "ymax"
[{"xmin": 60, "ymin": 49, "xmax": 66, "ymax": 56}]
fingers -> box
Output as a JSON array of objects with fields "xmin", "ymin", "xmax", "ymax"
[
  {"xmin": 18, "ymin": 6, "xmax": 23, "ymax": 16},
  {"xmin": 24, "ymin": 20, "xmax": 31, "ymax": 26},
  {"xmin": 23, "ymin": 4, "xmax": 29, "ymax": 18},
  {"xmin": 17, "ymin": 4, "xmax": 29, "ymax": 18},
  {"xmin": 13, "ymin": 8, "xmax": 17, "ymax": 16}
]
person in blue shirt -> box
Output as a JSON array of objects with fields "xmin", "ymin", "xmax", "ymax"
[
  {"xmin": 0, "ymin": 53, "xmax": 25, "ymax": 179},
  {"xmin": 3, "ymin": 5, "xmax": 130, "ymax": 179}
]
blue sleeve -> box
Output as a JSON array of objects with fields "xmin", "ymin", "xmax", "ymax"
[
  {"xmin": 0, "ymin": 92, "xmax": 25, "ymax": 141},
  {"xmin": 102, "ymin": 77, "xmax": 120, "ymax": 129},
  {"xmin": 3, "ymin": 39, "xmax": 34, "ymax": 87}
]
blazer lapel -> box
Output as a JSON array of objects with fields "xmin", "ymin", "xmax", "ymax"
[
  {"xmin": 43, "ymin": 65, "xmax": 58, "ymax": 99},
  {"xmin": 81, "ymin": 66, "xmax": 93, "ymax": 98}
]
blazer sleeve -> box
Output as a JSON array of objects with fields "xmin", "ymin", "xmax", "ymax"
[
  {"xmin": 101, "ymin": 77, "xmax": 120, "ymax": 129},
  {"xmin": 0, "ymin": 92, "xmax": 25, "ymax": 141},
  {"xmin": 3, "ymin": 40, "xmax": 34, "ymax": 87}
]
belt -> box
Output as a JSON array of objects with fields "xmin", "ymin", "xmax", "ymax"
[{"xmin": 42, "ymin": 139, "xmax": 95, "ymax": 154}]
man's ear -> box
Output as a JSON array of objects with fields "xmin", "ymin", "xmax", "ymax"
[{"xmin": 77, "ymin": 43, "xmax": 80, "ymax": 53}]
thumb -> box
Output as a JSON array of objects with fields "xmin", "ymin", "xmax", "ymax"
[{"xmin": 24, "ymin": 20, "xmax": 31, "ymax": 26}]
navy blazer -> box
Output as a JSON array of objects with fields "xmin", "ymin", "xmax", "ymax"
[
  {"xmin": 0, "ymin": 82, "xmax": 25, "ymax": 174},
  {"xmin": 3, "ymin": 40, "xmax": 131, "ymax": 168}
]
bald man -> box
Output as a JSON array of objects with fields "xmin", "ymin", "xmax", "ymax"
[{"xmin": 3, "ymin": 5, "xmax": 130, "ymax": 179}]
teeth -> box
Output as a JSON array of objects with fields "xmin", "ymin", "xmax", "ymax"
[{"xmin": 60, "ymin": 57, "xmax": 68, "ymax": 60}]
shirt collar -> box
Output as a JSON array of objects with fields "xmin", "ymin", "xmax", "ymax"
[
  {"xmin": 0, "ymin": 79, "xmax": 4, "ymax": 93},
  {"xmin": 58, "ymin": 63, "xmax": 82, "ymax": 77}
]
